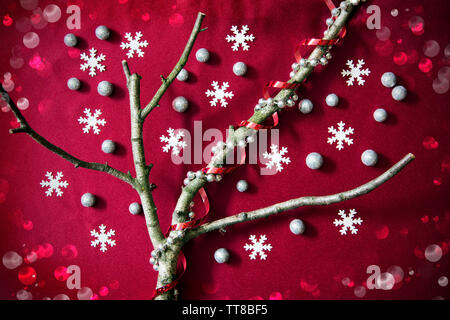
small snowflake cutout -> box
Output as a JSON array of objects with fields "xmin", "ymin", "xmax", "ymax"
[
  {"xmin": 78, "ymin": 108, "xmax": 106, "ymax": 135},
  {"xmin": 262, "ymin": 144, "xmax": 291, "ymax": 172},
  {"xmin": 40, "ymin": 171, "xmax": 68, "ymax": 197},
  {"xmin": 120, "ymin": 31, "xmax": 149, "ymax": 58},
  {"xmin": 226, "ymin": 25, "xmax": 255, "ymax": 51},
  {"xmin": 244, "ymin": 234, "xmax": 272, "ymax": 260},
  {"xmin": 327, "ymin": 121, "xmax": 354, "ymax": 150},
  {"xmin": 80, "ymin": 48, "xmax": 106, "ymax": 77},
  {"xmin": 205, "ymin": 81, "xmax": 234, "ymax": 108},
  {"xmin": 333, "ymin": 209, "xmax": 363, "ymax": 235},
  {"xmin": 160, "ymin": 128, "xmax": 187, "ymax": 156},
  {"xmin": 90, "ymin": 224, "xmax": 116, "ymax": 252},
  {"xmin": 341, "ymin": 59, "xmax": 371, "ymax": 86}
]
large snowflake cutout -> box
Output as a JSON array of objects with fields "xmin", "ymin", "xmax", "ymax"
[
  {"xmin": 90, "ymin": 224, "xmax": 116, "ymax": 252},
  {"xmin": 244, "ymin": 234, "xmax": 272, "ymax": 260},
  {"xmin": 40, "ymin": 171, "xmax": 69, "ymax": 197},
  {"xmin": 262, "ymin": 144, "xmax": 291, "ymax": 172},
  {"xmin": 160, "ymin": 128, "xmax": 187, "ymax": 156},
  {"xmin": 226, "ymin": 25, "xmax": 255, "ymax": 51},
  {"xmin": 80, "ymin": 48, "xmax": 106, "ymax": 77},
  {"xmin": 327, "ymin": 121, "xmax": 354, "ymax": 151},
  {"xmin": 78, "ymin": 108, "xmax": 106, "ymax": 135},
  {"xmin": 120, "ymin": 32, "xmax": 149, "ymax": 58},
  {"xmin": 333, "ymin": 209, "xmax": 363, "ymax": 235},
  {"xmin": 205, "ymin": 81, "xmax": 234, "ymax": 108},
  {"xmin": 341, "ymin": 59, "xmax": 371, "ymax": 86}
]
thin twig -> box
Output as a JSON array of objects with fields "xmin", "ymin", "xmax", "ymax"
[
  {"xmin": 185, "ymin": 153, "xmax": 415, "ymax": 240},
  {"xmin": 141, "ymin": 12, "xmax": 206, "ymax": 119},
  {"xmin": 1, "ymin": 86, "xmax": 138, "ymax": 189}
]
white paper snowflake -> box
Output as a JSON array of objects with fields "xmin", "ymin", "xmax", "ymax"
[
  {"xmin": 244, "ymin": 234, "xmax": 272, "ymax": 260},
  {"xmin": 120, "ymin": 31, "xmax": 149, "ymax": 58},
  {"xmin": 226, "ymin": 25, "xmax": 255, "ymax": 51},
  {"xmin": 333, "ymin": 209, "xmax": 363, "ymax": 235},
  {"xmin": 78, "ymin": 108, "xmax": 106, "ymax": 135},
  {"xmin": 341, "ymin": 59, "xmax": 371, "ymax": 86},
  {"xmin": 262, "ymin": 144, "xmax": 291, "ymax": 172},
  {"xmin": 80, "ymin": 48, "xmax": 106, "ymax": 77},
  {"xmin": 327, "ymin": 121, "xmax": 354, "ymax": 150},
  {"xmin": 90, "ymin": 224, "xmax": 116, "ymax": 252},
  {"xmin": 205, "ymin": 81, "xmax": 234, "ymax": 108},
  {"xmin": 40, "ymin": 171, "xmax": 69, "ymax": 197},
  {"xmin": 160, "ymin": 128, "xmax": 187, "ymax": 156}
]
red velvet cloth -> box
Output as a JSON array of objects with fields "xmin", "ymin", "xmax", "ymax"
[{"xmin": 0, "ymin": 0, "xmax": 449, "ymax": 300}]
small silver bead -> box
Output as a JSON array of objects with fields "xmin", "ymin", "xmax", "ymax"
[
  {"xmin": 326, "ymin": 52, "xmax": 332, "ymax": 60},
  {"xmin": 188, "ymin": 211, "xmax": 195, "ymax": 219},
  {"xmin": 149, "ymin": 257, "xmax": 156, "ymax": 265},
  {"xmin": 325, "ymin": 93, "xmax": 339, "ymax": 107},
  {"xmin": 292, "ymin": 94, "xmax": 299, "ymax": 101},
  {"xmin": 153, "ymin": 265, "xmax": 159, "ymax": 271},
  {"xmin": 187, "ymin": 171, "xmax": 195, "ymax": 180},
  {"xmin": 151, "ymin": 250, "xmax": 159, "ymax": 258},
  {"xmin": 277, "ymin": 100, "xmax": 285, "ymax": 109},
  {"xmin": 236, "ymin": 180, "xmax": 249, "ymax": 192},
  {"xmin": 166, "ymin": 238, "xmax": 174, "ymax": 245},
  {"xmin": 289, "ymin": 71, "xmax": 296, "ymax": 78},
  {"xmin": 291, "ymin": 62, "xmax": 299, "ymax": 70},
  {"xmin": 287, "ymin": 99, "xmax": 295, "ymax": 107},
  {"xmin": 254, "ymin": 105, "xmax": 261, "ymax": 111},
  {"xmin": 215, "ymin": 175, "xmax": 222, "ymax": 182},
  {"xmin": 64, "ymin": 33, "xmax": 78, "ymax": 47},
  {"xmin": 238, "ymin": 140, "xmax": 246, "ymax": 148},
  {"xmin": 320, "ymin": 57, "xmax": 328, "ymax": 65},
  {"xmin": 331, "ymin": 8, "xmax": 340, "ymax": 16},
  {"xmin": 246, "ymin": 136, "xmax": 255, "ymax": 143},
  {"xmin": 95, "ymin": 25, "xmax": 110, "ymax": 40},
  {"xmin": 129, "ymin": 202, "xmax": 142, "ymax": 215},
  {"xmin": 258, "ymin": 98, "xmax": 266, "ymax": 105},
  {"xmin": 233, "ymin": 61, "xmax": 247, "ymax": 76},
  {"xmin": 350, "ymin": 0, "xmax": 360, "ymax": 5},
  {"xmin": 172, "ymin": 96, "xmax": 189, "ymax": 113},
  {"xmin": 340, "ymin": 1, "xmax": 349, "ymax": 9},
  {"xmin": 81, "ymin": 193, "xmax": 96, "ymax": 207},
  {"xmin": 206, "ymin": 174, "xmax": 215, "ymax": 182},
  {"xmin": 195, "ymin": 171, "xmax": 204, "ymax": 179},
  {"xmin": 101, "ymin": 139, "xmax": 116, "ymax": 154},
  {"xmin": 326, "ymin": 18, "xmax": 334, "ymax": 26},
  {"xmin": 97, "ymin": 81, "xmax": 114, "ymax": 96},
  {"xmin": 310, "ymin": 59, "xmax": 319, "ymax": 67},
  {"xmin": 266, "ymin": 98, "xmax": 273, "ymax": 105},
  {"xmin": 226, "ymin": 141, "xmax": 235, "ymax": 149},
  {"xmin": 195, "ymin": 48, "xmax": 210, "ymax": 63},
  {"xmin": 183, "ymin": 178, "xmax": 190, "ymax": 186},
  {"xmin": 176, "ymin": 69, "xmax": 189, "ymax": 82},
  {"xmin": 299, "ymin": 59, "xmax": 307, "ymax": 67},
  {"xmin": 67, "ymin": 77, "xmax": 81, "ymax": 91},
  {"xmin": 299, "ymin": 99, "xmax": 314, "ymax": 114}
]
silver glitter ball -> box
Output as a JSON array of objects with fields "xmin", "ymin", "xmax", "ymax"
[
  {"xmin": 172, "ymin": 96, "xmax": 189, "ymax": 112},
  {"xmin": 129, "ymin": 202, "xmax": 142, "ymax": 215},
  {"xmin": 361, "ymin": 149, "xmax": 378, "ymax": 166},
  {"xmin": 97, "ymin": 81, "xmax": 114, "ymax": 97},
  {"xmin": 64, "ymin": 33, "xmax": 78, "ymax": 47},
  {"xmin": 233, "ymin": 62, "xmax": 247, "ymax": 76},
  {"xmin": 381, "ymin": 72, "xmax": 397, "ymax": 88},
  {"xmin": 95, "ymin": 25, "xmax": 110, "ymax": 40},
  {"xmin": 373, "ymin": 108, "xmax": 388, "ymax": 122},
  {"xmin": 195, "ymin": 48, "xmax": 210, "ymax": 63},
  {"xmin": 236, "ymin": 180, "xmax": 249, "ymax": 192},
  {"xmin": 214, "ymin": 248, "xmax": 230, "ymax": 264},
  {"xmin": 81, "ymin": 193, "xmax": 96, "ymax": 207},
  {"xmin": 392, "ymin": 85, "xmax": 407, "ymax": 101},
  {"xmin": 325, "ymin": 93, "xmax": 339, "ymax": 107},
  {"xmin": 290, "ymin": 219, "xmax": 306, "ymax": 235},
  {"xmin": 67, "ymin": 77, "xmax": 81, "ymax": 91},
  {"xmin": 101, "ymin": 139, "xmax": 116, "ymax": 154},
  {"xmin": 176, "ymin": 69, "xmax": 189, "ymax": 82},
  {"xmin": 299, "ymin": 99, "xmax": 314, "ymax": 114},
  {"xmin": 306, "ymin": 152, "xmax": 323, "ymax": 170}
]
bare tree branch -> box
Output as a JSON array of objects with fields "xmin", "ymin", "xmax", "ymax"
[
  {"xmin": 185, "ymin": 153, "xmax": 415, "ymax": 240},
  {"xmin": 1, "ymin": 86, "xmax": 138, "ymax": 189},
  {"xmin": 171, "ymin": 3, "xmax": 357, "ymax": 227},
  {"xmin": 141, "ymin": 12, "xmax": 206, "ymax": 119}
]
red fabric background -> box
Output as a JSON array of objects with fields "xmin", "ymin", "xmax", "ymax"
[{"xmin": 0, "ymin": 0, "xmax": 449, "ymax": 300}]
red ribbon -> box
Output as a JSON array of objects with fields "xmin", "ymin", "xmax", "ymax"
[{"xmin": 152, "ymin": 0, "xmax": 349, "ymax": 299}]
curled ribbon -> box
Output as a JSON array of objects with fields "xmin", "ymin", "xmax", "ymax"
[{"xmin": 152, "ymin": 0, "xmax": 348, "ymax": 299}]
